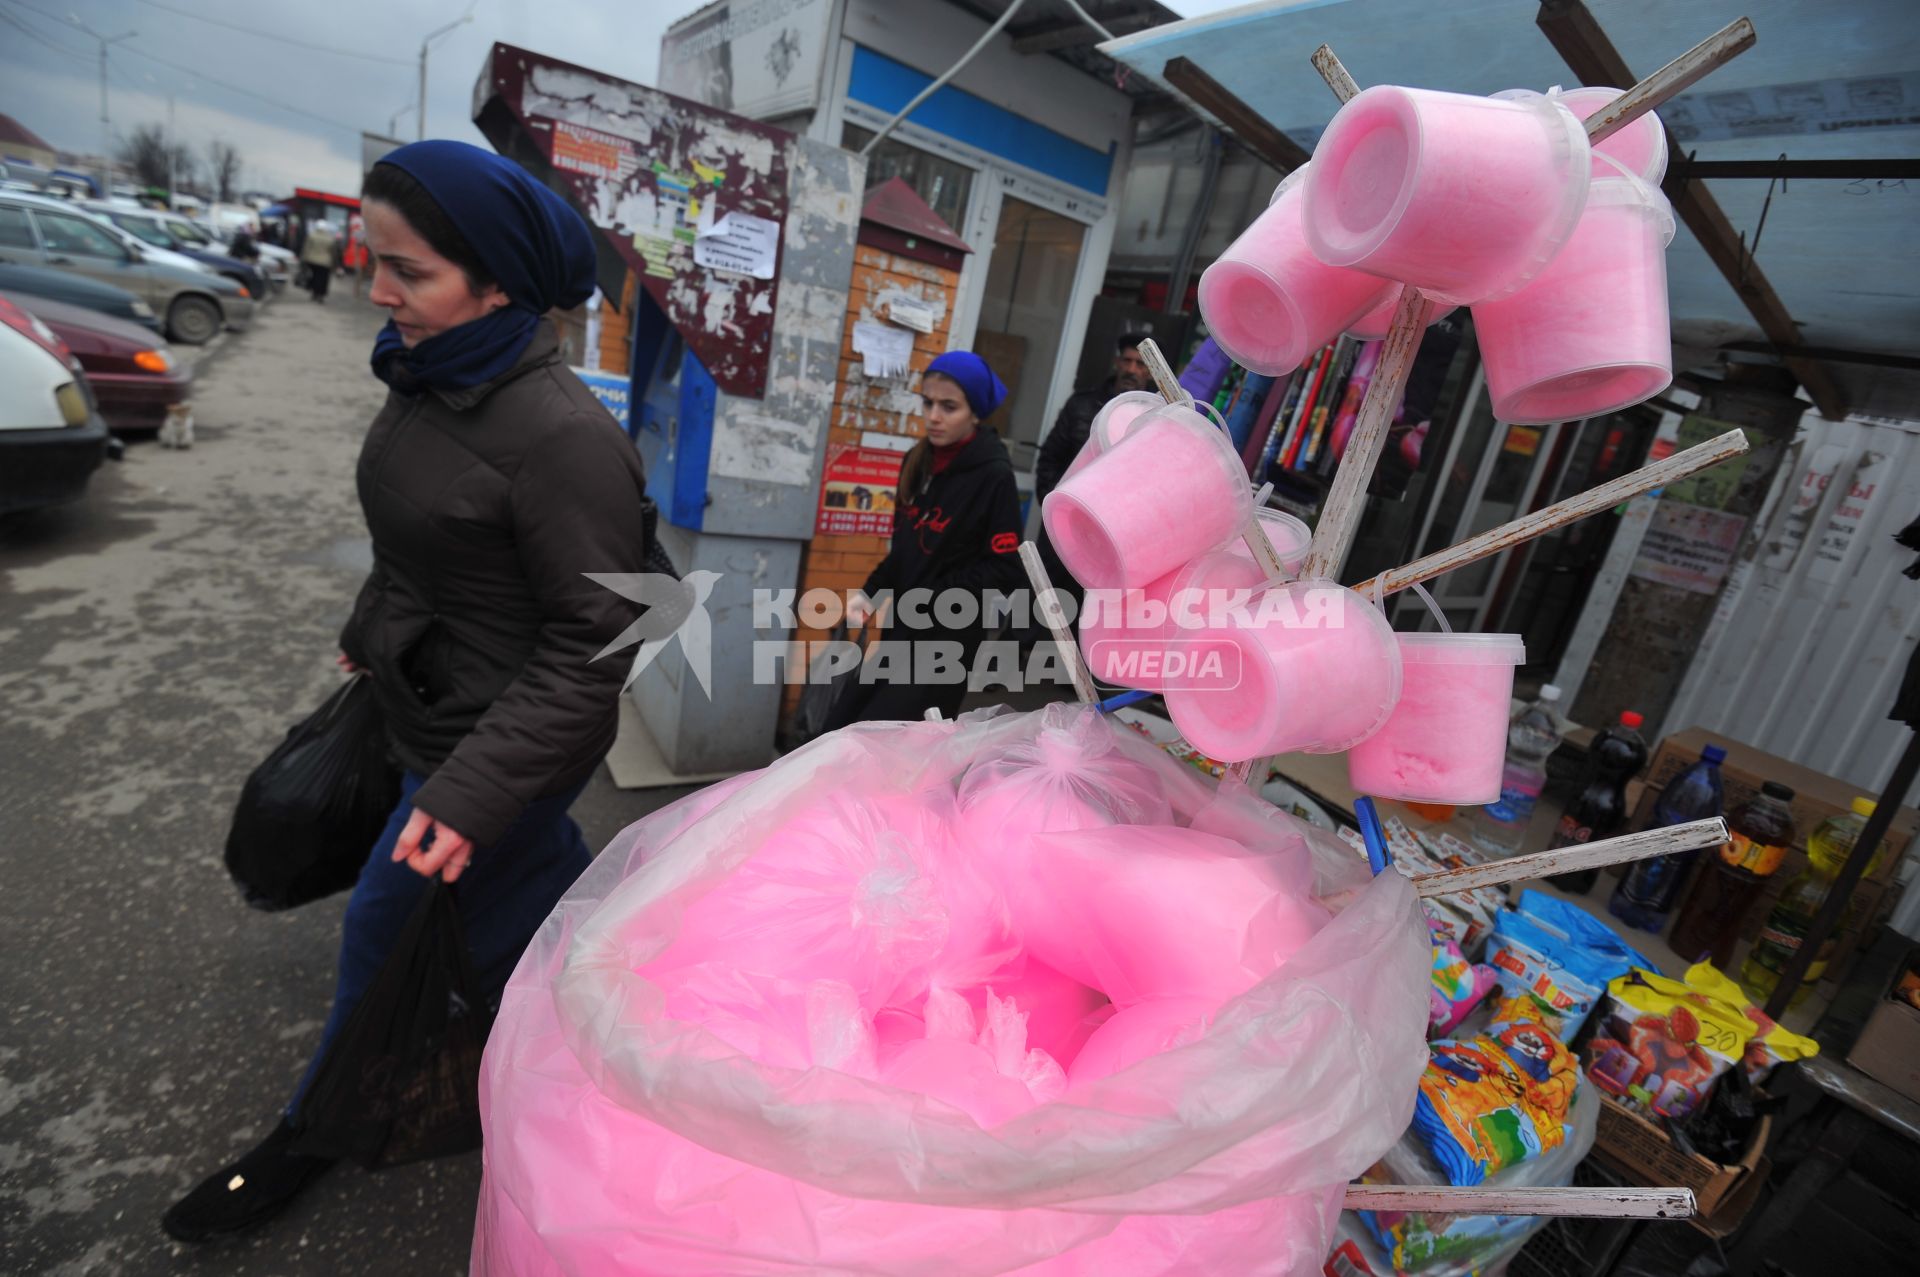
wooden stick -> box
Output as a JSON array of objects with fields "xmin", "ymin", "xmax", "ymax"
[
  {"xmin": 1310, "ymin": 44, "xmax": 1361, "ymax": 104},
  {"xmin": 1584, "ymin": 17, "xmax": 1756, "ymax": 145},
  {"xmin": 1353, "ymin": 429, "xmax": 1749, "ymax": 598},
  {"xmin": 1019, "ymin": 541, "xmax": 1098, "ymax": 705},
  {"xmin": 1301, "ymin": 287, "xmax": 1433, "ymax": 581},
  {"xmin": 1137, "ymin": 338, "xmax": 1191, "ymax": 405},
  {"xmin": 1411, "ymin": 818, "xmax": 1728, "ymax": 898},
  {"xmin": 923, "ymin": 708, "xmax": 944, "ymax": 721},
  {"xmin": 1344, "ymin": 1184, "xmax": 1696, "ymax": 1220}
]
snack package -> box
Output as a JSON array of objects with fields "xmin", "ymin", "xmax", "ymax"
[
  {"xmin": 1410, "ymin": 1001, "xmax": 1581, "ymax": 1185},
  {"xmin": 1363, "ymin": 1075, "xmax": 1599, "ymax": 1273},
  {"xmin": 1388, "ymin": 818, "xmax": 1498, "ymax": 956},
  {"xmin": 1428, "ymin": 916, "xmax": 1499, "ymax": 1038},
  {"xmin": 1584, "ymin": 968, "xmax": 1757, "ymax": 1120},
  {"xmin": 1681, "ymin": 960, "xmax": 1819, "ymax": 1084},
  {"xmin": 1485, "ymin": 890, "xmax": 1650, "ymax": 1040}
]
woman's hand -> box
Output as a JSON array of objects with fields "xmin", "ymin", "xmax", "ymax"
[
  {"xmin": 336, "ymin": 650, "xmax": 362, "ymax": 674},
  {"xmin": 392, "ymin": 807, "xmax": 475, "ymax": 883},
  {"xmin": 846, "ymin": 592, "xmax": 873, "ymax": 630}
]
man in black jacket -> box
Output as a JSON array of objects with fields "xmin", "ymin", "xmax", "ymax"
[{"xmin": 1029, "ymin": 333, "xmax": 1150, "ymax": 633}]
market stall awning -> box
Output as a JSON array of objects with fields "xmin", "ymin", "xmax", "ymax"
[{"xmin": 1102, "ymin": 0, "xmax": 1920, "ymax": 417}]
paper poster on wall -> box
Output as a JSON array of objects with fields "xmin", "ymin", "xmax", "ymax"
[
  {"xmin": 1763, "ymin": 442, "xmax": 1850, "ymax": 571},
  {"xmin": 571, "ymin": 367, "xmax": 631, "ymax": 434},
  {"xmin": 1630, "ymin": 503, "xmax": 1749, "ymax": 595},
  {"xmin": 851, "ymin": 320, "xmax": 914, "ymax": 378},
  {"xmin": 1808, "ymin": 449, "xmax": 1889, "ymax": 584},
  {"xmin": 817, "ymin": 444, "xmax": 903, "ymax": 536},
  {"xmin": 1661, "ymin": 416, "xmax": 1750, "ymax": 509},
  {"xmin": 710, "ymin": 412, "xmax": 814, "ymax": 488},
  {"xmin": 694, "ymin": 211, "xmax": 780, "ymax": 279}
]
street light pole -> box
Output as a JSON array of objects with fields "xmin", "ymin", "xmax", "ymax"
[
  {"xmin": 390, "ymin": 102, "xmax": 415, "ymax": 139},
  {"xmin": 72, "ymin": 18, "xmax": 137, "ymax": 196},
  {"xmin": 417, "ymin": 13, "xmax": 472, "ymax": 142}
]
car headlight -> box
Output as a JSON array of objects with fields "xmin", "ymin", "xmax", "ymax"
[
  {"xmin": 130, "ymin": 299, "xmax": 155, "ymax": 318},
  {"xmin": 55, "ymin": 381, "xmax": 89, "ymax": 427},
  {"xmin": 26, "ymin": 314, "xmax": 60, "ymax": 348},
  {"xmin": 134, "ymin": 349, "xmax": 175, "ymax": 373}
]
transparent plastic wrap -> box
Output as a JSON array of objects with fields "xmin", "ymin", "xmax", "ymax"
[{"xmin": 473, "ymin": 705, "xmax": 1429, "ymax": 1277}]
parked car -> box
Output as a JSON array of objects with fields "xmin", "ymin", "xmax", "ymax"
[
  {"xmin": 0, "ymin": 262, "xmax": 159, "ymax": 332},
  {"xmin": 0, "ymin": 295, "xmax": 110, "ymax": 515},
  {"xmin": 6, "ymin": 291, "xmax": 192, "ymax": 434},
  {"xmin": 0, "ymin": 191, "xmax": 252, "ymax": 345},
  {"xmin": 85, "ymin": 203, "xmax": 270, "ymax": 300}
]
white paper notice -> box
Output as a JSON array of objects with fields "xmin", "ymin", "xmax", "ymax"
[
  {"xmin": 693, "ymin": 211, "xmax": 779, "ymax": 279},
  {"xmin": 886, "ymin": 295, "xmax": 936, "ymax": 332},
  {"xmin": 852, "ymin": 320, "xmax": 914, "ymax": 378}
]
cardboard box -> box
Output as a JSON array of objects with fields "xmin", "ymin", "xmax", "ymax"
[
  {"xmin": 1847, "ymin": 997, "xmax": 1920, "ymax": 1102},
  {"xmin": 1589, "ymin": 1092, "xmax": 1770, "ymax": 1220}
]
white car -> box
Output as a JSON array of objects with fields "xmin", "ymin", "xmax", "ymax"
[{"xmin": 0, "ymin": 294, "xmax": 110, "ymax": 514}]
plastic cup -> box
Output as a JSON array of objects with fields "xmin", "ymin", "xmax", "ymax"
[
  {"xmin": 1347, "ymin": 633, "xmax": 1526, "ymax": 804},
  {"xmin": 1499, "ymin": 86, "xmax": 1668, "ymax": 183},
  {"xmin": 1061, "ymin": 390, "xmax": 1164, "ymax": 487},
  {"xmin": 1079, "ymin": 549, "xmax": 1264, "ymax": 692},
  {"xmin": 1197, "ymin": 164, "xmax": 1395, "ymax": 376},
  {"xmin": 1303, "ymin": 86, "xmax": 1591, "ymax": 305},
  {"xmin": 1224, "ymin": 508, "xmax": 1312, "ymax": 578},
  {"xmin": 1344, "ymin": 284, "xmax": 1457, "ymax": 341},
  {"xmin": 1162, "ymin": 581, "xmax": 1402, "ymax": 760},
  {"xmin": 1471, "ymin": 154, "xmax": 1675, "ymax": 425},
  {"xmin": 1043, "ymin": 405, "xmax": 1253, "ymax": 591}
]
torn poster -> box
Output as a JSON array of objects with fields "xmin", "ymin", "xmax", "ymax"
[
  {"xmin": 694, "ymin": 210, "xmax": 780, "ymax": 279},
  {"xmin": 852, "ymin": 321, "xmax": 914, "ymax": 379},
  {"xmin": 885, "ymin": 295, "xmax": 937, "ymax": 333}
]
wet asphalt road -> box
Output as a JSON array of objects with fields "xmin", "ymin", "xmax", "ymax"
[{"xmin": 0, "ymin": 288, "xmax": 697, "ymax": 1275}]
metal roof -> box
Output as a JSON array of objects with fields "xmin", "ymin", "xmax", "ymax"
[{"xmin": 1101, "ymin": 0, "xmax": 1920, "ymax": 416}]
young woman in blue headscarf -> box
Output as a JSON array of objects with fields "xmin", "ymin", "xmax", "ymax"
[
  {"xmin": 824, "ymin": 350, "xmax": 1027, "ymax": 727},
  {"xmin": 163, "ymin": 141, "xmax": 655, "ymax": 1241}
]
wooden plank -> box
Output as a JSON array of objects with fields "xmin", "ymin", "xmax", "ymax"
[
  {"xmin": 1302, "ymin": 287, "xmax": 1433, "ymax": 581},
  {"xmin": 1411, "ymin": 817, "xmax": 1728, "ymax": 898},
  {"xmin": 1310, "ymin": 44, "xmax": 1361, "ymax": 104},
  {"xmin": 1019, "ymin": 541, "xmax": 1098, "ymax": 704},
  {"xmin": 1535, "ymin": 0, "xmax": 1850, "ymax": 422},
  {"xmin": 1344, "ymin": 1185, "xmax": 1696, "ymax": 1219},
  {"xmin": 1582, "ymin": 17, "xmax": 1756, "ymax": 145},
  {"xmin": 1671, "ymin": 158, "xmax": 1920, "ymax": 182},
  {"xmin": 1161, "ymin": 56, "xmax": 1313, "ymax": 174},
  {"xmin": 1353, "ymin": 428, "xmax": 1749, "ymax": 598}
]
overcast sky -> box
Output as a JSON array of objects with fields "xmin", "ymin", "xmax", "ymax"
[{"xmin": 0, "ymin": 0, "xmax": 1245, "ymax": 197}]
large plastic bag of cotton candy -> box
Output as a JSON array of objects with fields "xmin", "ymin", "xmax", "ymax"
[{"xmin": 473, "ymin": 708, "xmax": 1429, "ymax": 1277}]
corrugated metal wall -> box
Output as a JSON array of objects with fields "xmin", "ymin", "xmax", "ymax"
[{"xmin": 1667, "ymin": 412, "xmax": 1920, "ymax": 795}]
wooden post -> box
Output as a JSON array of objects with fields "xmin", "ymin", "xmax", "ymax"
[
  {"xmin": 1301, "ymin": 286, "xmax": 1433, "ymax": 581},
  {"xmin": 1411, "ymin": 817, "xmax": 1727, "ymax": 898},
  {"xmin": 1136, "ymin": 338, "xmax": 1191, "ymax": 405},
  {"xmin": 1344, "ymin": 1184, "xmax": 1696, "ymax": 1219},
  {"xmin": 1310, "ymin": 44, "xmax": 1361, "ymax": 104},
  {"xmin": 1582, "ymin": 17, "xmax": 1756, "ymax": 145},
  {"xmin": 1353, "ymin": 429, "xmax": 1749, "ymax": 598},
  {"xmin": 1019, "ymin": 541, "xmax": 1098, "ymax": 704}
]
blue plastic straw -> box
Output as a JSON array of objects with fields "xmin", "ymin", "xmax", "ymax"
[
  {"xmin": 1355, "ymin": 796, "xmax": 1391, "ymax": 876},
  {"xmin": 1097, "ymin": 688, "xmax": 1154, "ymax": 714}
]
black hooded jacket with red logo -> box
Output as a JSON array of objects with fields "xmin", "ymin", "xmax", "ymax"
[{"xmin": 862, "ymin": 427, "xmax": 1026, "ymax": 632}]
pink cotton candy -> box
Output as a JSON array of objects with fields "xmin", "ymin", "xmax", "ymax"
[
  {"xmin": 1026, "ymin": 826, "xmax": 1332, "ymax": 1006},
  {"xmin": 1347, "ymin": 634, "xmax": 1523, "ymax": 805},
  {"xmin": 1068, "ymin": 998, "xmax": 1217, "ymax": 1084}
]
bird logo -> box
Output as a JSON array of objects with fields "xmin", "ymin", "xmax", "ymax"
[{"xmin": 583, "ymin": 569, "xmax": 722, "ymax": 698}]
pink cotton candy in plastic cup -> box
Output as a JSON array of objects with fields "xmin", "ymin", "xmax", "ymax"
[
  {"xmin": 1347, "ymin": 633, "xmax": 1526, "ymax": 805},
  {"xmin": 1197, "ymin": 164, "xmax": 1393, "ymax": 376},
  {"xmin": 1304, "ymin": 86, "xmax": 1591, "ymax": 306},
  {"xmin": 1061, "ymin": 391, "xmax": 1162, "ymax": 486},
  {"xmin": 1163, "ymin": 581, "xmax": 1402, "ymax": 760},
  {"xmin": 1471, "ymin": 155, "xmax": 1676, "ymax": 425},
  {"xmin": 1079, "ymin": 549, "xmax": 1264, "ymax": 692},
  {"xmin": 1344, "ymin": 284, "xmax": 1457, "ymax": 341},
  {"xmin": 1499, "ymin": 86, "xmax": 1668, "ymax": 183},
  {"xmin": 1043, "ymin": 406, "xmax": 1252, "ymax": 591}
]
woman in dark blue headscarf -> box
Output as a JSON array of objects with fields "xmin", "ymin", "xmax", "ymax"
[
  {"xmin": 164, "ymin": 140, "xmax": 657, "ymax": 1242},
  {"xmin": 821, "ymin": 350, "xmax": 1027, "ymax": 729}
]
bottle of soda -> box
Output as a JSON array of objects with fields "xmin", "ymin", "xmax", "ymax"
[
  {"xmin": 1670, "ymin": 781, "xmax": 1797, "ymax": 967},
  {"xmin": 1608, "ymin": 744, "xmax": 1727, "ymax": 931},
  {"xmin": 1544, "ymin": 710, "xmax": 1649, "ymax": 893},
  {"xmin": 1471, "ymin": 685, "xmax": 1566, "ymax": 858},
  {"xmin": 1741, "ymin": 797, "xmax": 1880, "ymax": 1005}
]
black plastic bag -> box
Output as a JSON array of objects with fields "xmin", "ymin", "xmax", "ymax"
[
  {"xmin": 224, "ymin": 676, "xmax": 401, "ymax": 911},
  {"xmin": 786, "ymin": 621, "xmax": 862, "ymax": 747},
  {"xmin": 292, "ymin": 881, "xmax": 489, "ymax": 1168}
]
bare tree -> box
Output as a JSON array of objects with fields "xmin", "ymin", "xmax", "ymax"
[
  {"xmin": 207, "ymin": 139, "xmax": 242, "ymax": 204},
  {"xmin": 117, "ymin": 124, "xmax": 196, "ymax": 194}
]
